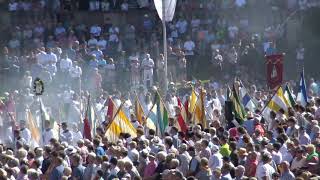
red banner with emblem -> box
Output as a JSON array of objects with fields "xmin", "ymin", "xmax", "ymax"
[{"xmin": 266, "ymin": 54, "xmax": 284, "ymax": 90}]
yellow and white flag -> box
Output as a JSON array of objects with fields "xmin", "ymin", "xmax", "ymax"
[
  {"xmin": 105, "ymin": 109, "xmax": 137, "ymax": 143},
  {"xmin": 261, "ymin": 87, "xmax": 290, "ymax": 122}
]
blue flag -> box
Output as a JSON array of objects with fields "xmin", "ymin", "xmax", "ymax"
[{"xmin": 297, "ymin": 70, "xmax": 308, "ymax": 107}]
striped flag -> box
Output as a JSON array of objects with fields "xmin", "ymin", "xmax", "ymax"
[
  {"xmin": 105, "ymin": 109, "xmax": 137, "ymax": 143},
  {"xmin": 146, "ymin": 92, "xmax": 169, "ymax": 136},
  {"xmin": 83, "ymin": 96, "xmax": 95, "ymax": 140},
  {"xmin": 177, "ymin": 97, "xmax": 188, "ymax": 133},
  {"xmin": 261, "ymin": 87, "xmax": 290, "ymax": 121},
  {"xmin": 107, "ymin": 97, "xmax": 117, "ymax": 120},
  {"xmin": 192, "ymin": 88, "xmax": 206, "ymax": 128},
  {"xmin": 184, "ymin": 99, "xmax": 191, "ymax": 122},
  {"xmin": 297, "ymin": 71, "xmax": 308, "ymax": 107},
  {"xmin": 27, "ymin": 110, "xmax": 40, "ymax": 147},
  {"xmin": 231, "ymin": 84, "xmax": 247, "ymax": 124},
  {"xmin": 134, "ymin": 95, "xmax": 145, "ymax": 124},
  {"xmin": 284, "ymin": 84, "xmax": 296, "ymax": 107},
  {"xmin": 145, "ymin": 103, "xmax": 157, "ymax": 131},
  {"xmin": 239, "ymin": 81, "xmax": 256, "ymax": 112}
]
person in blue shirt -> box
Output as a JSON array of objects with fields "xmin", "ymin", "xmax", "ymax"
[
  {"xmin": 50, "ymin": 156, "xmax": 65, "ymax": 180},
  {"xmin": 266, "ymin": 42, "xmax": 276, "ymax": 56},
  {"xmin": 89, "ymin": 54, "xmax": 99, "ymax": 68},
  {"xmin": 243, "ymin": 113, "xmax": 255, "ymax": 135},
  {"xmin": 98, "ymin": 58, "xmax": 107, "ymax": 67},
  {"xmin": 93, "ymin": 138, "xmax": 105, "ymax": 157}
]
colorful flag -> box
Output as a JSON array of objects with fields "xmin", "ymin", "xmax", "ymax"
[
  {"xmin": 83, "ymin": 96, "xmax": 95, "ymax": 140},
  {"xmin": 134, "ymin": 95, "xmax": 145, "ymax": 124},
  {"xmin": 266, "ymin": 54, "xmax": 284, "ymax": 90},
  {"xmin": 231, "ymin": 84, "xmax": 247, "ymax": 124},
  {"xmin": 297, "ymin": 70, "xmax": 308, "ymax": 107},
  {"xmin": 261, "ymin": 87, "xmax": 290, "ymax": 121},
  {"xmin": 284, "ymin": 84, "xmax": 296, "ymax": 107},
  {"xmin": 145, "ymin": 103, "xmax": 157, "ymax": 131},
  {"xmin": 183, "ymin": 99, "xmax": 191, "ymax": 122},
  {"xmin": 146, "ymin": 92, "xmax": 169, "ymax": 136},
  {"xmin": 193, "ymin": 88, "xmax": 206, "ymax": 128},
  {"xmin": 239, "ymin": 81, "xmax": 256, "ymax": 112},
  {"xmin": 177, "ymin": 97, "xmax": 188, "ymax": 133},
  {"xmin": 27, "ymin": 110, "xmax": 40, "ymax": 146},
  {"xmin": 105, "ymin": 109, "xmax": 137, "ymax": 143},
  {"xmin": 106, "ymin": 97, "xmax": 117, "ymax": 120},
  {"xmin": 189, "ymin": 88, "xmax": 198, "ymax": 113}
]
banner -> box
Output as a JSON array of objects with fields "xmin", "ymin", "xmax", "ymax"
[
  {"xmin": 154, "ymin": 0, "xmax": 177, "ymax": 22},
  {"xmin": 266, "ymin": 54, "xmax": 284, "ymax": 90}
]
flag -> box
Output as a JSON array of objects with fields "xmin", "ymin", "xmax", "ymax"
[
  {"xmin": 231, "ymin": 84, "xmax": 247, "ymax": 124},
  {"xmin": 156, "ymin": 93, "xmax": 169, "ymax": 136},
  {"xmin": 27, "ymin": 110, "xmax": 40, "ymax": 146},
  {"xmin": 105, "ymin": 109, "xmax": 137, "ymax": 143},
  {"xmin": 261, "ymin": 87, "xmax": 290, "ymax": 121},
  {"xmin": 134, "ymin": 95, "xmax": 145, "ymax": 124},
  {"xmin": 83, "ymin": 96, "xmax": 95, "ymax": 140},
  {"xmin": 146, "ymin": 93, "xmax": 169, "ymax": 136},
  {"xmin": 177, "ymin": 98, "xmax": 188, "ymax": 133},
  {"xmin": 193, "ymin": 88, "xmax": 206, "ymax": 128},
  {"xmin": 239, "ymin": 81, "xmax": 256, "ymax": 112},
  {"xmin": 189, "ymin": 88, "xmax": 197, "ymax": 113},
  {"xmin": 297, "ymin": 71, "xmax": 308, "ymax": 107},
  {"xmin": 184, "ymin": 99, "xmax": 191, "ymax": 122},
  {"xmin": 40, "ymin": 99, "xmax": 59, "ymax": 138},
  {"xmin": 154, "ymin": 0, "xmax": 177, "ymax": 22},
  {"xmin": 145, "ymin": 103, "xmax": 157, "ymax": 131},
  {"xmin": 266, "ymin": 54, "xmax": 284, "ymax": 90},
  {"xmin": 284, "ymin": 84, "xmax": 296, "ymax": 107},
  {"xmin": 106, "ymin": 97, "xmax": 117, "ymax": 120}
]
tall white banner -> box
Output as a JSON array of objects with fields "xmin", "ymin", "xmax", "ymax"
[{"xmin": 154, "ymin": 0, "xmax": 177, "ymax": 22}]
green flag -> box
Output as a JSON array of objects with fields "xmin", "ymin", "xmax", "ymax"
[
  {"xmin": 231, "ymin": 84, "xmax": 247, "ymax": 124},
  {"xmin": 284, "ymin": 84, "xmax": 296, "ymax": 107},
  {"xmin": 154, "ymin": 92, "xmax": 169, "ymax": 136}
]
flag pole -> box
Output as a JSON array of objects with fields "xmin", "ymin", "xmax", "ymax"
[{"xmin": 162, "ymin": 0, "xmax": 168, "ymax": 93}]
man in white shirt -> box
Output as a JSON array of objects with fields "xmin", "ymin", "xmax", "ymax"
[
  {"xmin": 97, "ymin": 36, "xmax": 107, "ymax": 50},
  {"xmin": 141, "ymin": 54, "xmax": 154, "ymax": 88},
  {"xmin": 42, "ymin": 120, "xmax": 55, "ymax": 146},
  {"xmin": 184, "ymin": 36, "xmax": 196, "ymax": 80},
  {"xmin": 37, "ymin": 47, "xmax": 47, "ymax": 65},
  {"xmin": 235, "ymin": 0, "xmax": 246, "ymax": 7},
  {"xmin": 20, "ymin": 120, "xmax": 31, "ymax": 145},
  {"xmin": 256, "ymin": 153, "xmax": 275, "ymax": 180},
  {"xmin": 208, "ymin": 145, "xmax": 223, "ymax": 171},
  {"xmin": 184, "ymin": 36, "xmax": 195, "ymax": 56},
  {"xmin": 45, "ymin": 48, "xmax": 58, "ymax": 76},
  {"xmin": 176, "ymin": 18, "xmax": 188, "ymax": 34},
  {"xmin": 228, "ymin": 25, "xmax": 239, "ymax": 40},
  {"xmin": 88, "ymin": 35, "xmax": 98, "ymax": 47},
  {"xmin": 90, "ymin": 24, "xmax": 102, "ymax": 37},
  {"xmin": 59, "ymin": 53, "xmax": 73, "ymax": 73},
  {"xmin": 60, "ymin": 122, "xmax": 73, "ymax": 144},
  {"xmin": 70, "ymin": 61, "xmax": 82, "ymax": 91}
]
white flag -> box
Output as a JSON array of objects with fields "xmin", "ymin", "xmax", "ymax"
[{"xmin": 154, "ymin": 0, "xmax": 177, "ymax": 22}]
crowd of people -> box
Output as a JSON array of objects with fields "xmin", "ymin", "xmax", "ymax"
[{"xmin": 0, "ymin": 0, "xmax": 320, "ymax": 180}]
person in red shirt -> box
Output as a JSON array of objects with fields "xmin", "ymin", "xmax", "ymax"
[
  {"xmin": 244, "ymin": 151, "xmax": 258, "ymax": 177},
  {"xmin": 254, "ymin": 118, "xmax": 265, "ymax": 136}
]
